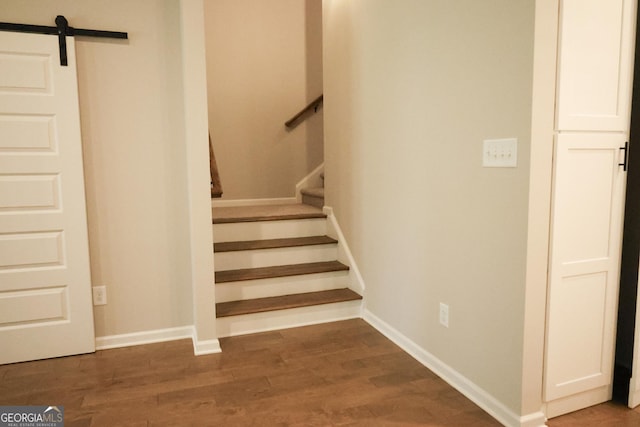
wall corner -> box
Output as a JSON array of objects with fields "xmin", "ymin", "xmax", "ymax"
[
  {"xmin": 521, "ymin": 0, "xmax": 559, "ymax": 419},
  {"xmin": 180, "ymin": 0, "xmax": 218, "ymax": 350}
]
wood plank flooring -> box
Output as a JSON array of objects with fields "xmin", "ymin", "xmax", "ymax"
[
  {"xmin": 1, "ymin": 319, "xmax": 639, "ymax": 426},
  {"xmin": 546, "ymin": 400, "xmax": 640, "ymax": 426},
  {"xmin": 0, "ymin": 319, "xmax": 498, "ymax": 426}
]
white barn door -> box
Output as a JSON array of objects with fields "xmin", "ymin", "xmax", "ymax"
[{"xmin": 0, "ymin": 32, "xmax": 95, "ymax": 364}]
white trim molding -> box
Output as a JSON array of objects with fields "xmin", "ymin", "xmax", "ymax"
[
  {"xmin": 323, "ymin": 206, "xmax": 365, "ymax": 294},
  {"xmin": 96, "ymin": 325, "xmax": 222, "ymax": 355},
  {"xmin": 192, "ymin": 337, "xmax": 223, "ymax": 355},
  {"xmin": 519, "ymin": 412, "xmax": 547, "ymax": 427},
  {"xmin": 95, "ymin": 326, "xmax": 195, "ymax": 350},
  {"xmin": 363, "ymin": 309, "xmax": 546, "ymax": 427}
]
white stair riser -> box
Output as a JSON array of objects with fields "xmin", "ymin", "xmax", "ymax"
[
  {"xmin": 215, "ymin": 299, "xmax": 362, "ymax": 338},
  {"xmin": 213, "ymin": 218, "xmax": 327, "ymax": 243},
  {"xmin": 214, "ymin": 244, "xmax": 338, "ymax": 271},
  {"xmin": 215, "ymin": 270, "xmax": 350, "ymax": 303}
]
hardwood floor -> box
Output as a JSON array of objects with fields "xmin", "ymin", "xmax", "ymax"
[
  {"xmin": 0, "ymin": 319, "xmax": 638, "ymax": 426},
  {"xmin": 546, "ymin": 400, "xmax": 640, "ymax": 427},
  {"xmin": 0, "ymin": 320, "xmax": 497, "ymax": 426}
]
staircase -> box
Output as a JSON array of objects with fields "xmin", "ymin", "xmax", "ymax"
[
  {"xmin": 212, "ymin": 203, "xmax": 362, "ymax": 337},
  {"xmin": 300, "ymin": 172, "xmax": 324, "ymax": 208}
]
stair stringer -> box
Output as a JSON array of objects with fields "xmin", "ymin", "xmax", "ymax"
[{"xmin": 323, "ymin": 206, "xmax": 366, "ymax": 296}]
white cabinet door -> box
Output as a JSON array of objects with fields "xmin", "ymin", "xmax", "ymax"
[
  {"xmin": 0, "ymin": 32, "xmax": 95, "ymax": 363},
  {"xmin": 556, "ymin": 0, "xmax": 635, "ymax": 132},
  {"xmin": 545, "ymin": 133, "xmax": 626, "ymax": 402}
]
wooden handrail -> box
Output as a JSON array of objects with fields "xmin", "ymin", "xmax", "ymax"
[{"xmin": 285, "ymin": 94, "xmax": 323, "ymax": 129}]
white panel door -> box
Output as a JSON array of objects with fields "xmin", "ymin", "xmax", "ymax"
[
  {"xmin": 545, "ymin": 133, "xmax": 626, "ymax": 401},
  {"xmin": 556, "ymin": 0, "xmax": 635, "ymax": 132},
  {"xmin": 0, "ymin": 32, "xmax": 95, "ymax": 364}
]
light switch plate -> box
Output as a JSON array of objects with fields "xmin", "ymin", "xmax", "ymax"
[
  {"xmin": 93, "ymin": 285, "xmax": 107, "ymax": 306},
  {"xmin": 483, "ymin": 138, "xmax": 517, "ymax": 167},
  {"xmin": 439, "ymin": 302, "xmax": 449, "ymax": 328}
]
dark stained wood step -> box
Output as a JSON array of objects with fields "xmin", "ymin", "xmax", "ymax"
[
  {"xmin": 300, "ymin": 187, "xmax": 324, "ymax": 198},
  {"xmin": 215, "ymin": 261, "xmax": 349, "ymax": 283},
  {"xmin": 213, "ymin": 212, "xmax": 326, "ymax": 224},
  {"xmin": 216, "ymin": 288, "xmax": 362, "ymax": 318},
  {"xmin": 213, "ymin": 204, "xmax": 326, "ymax": 224},
  {"xmin": 214, "ymin": 236, "xmax": 337, "ymax": 253}
]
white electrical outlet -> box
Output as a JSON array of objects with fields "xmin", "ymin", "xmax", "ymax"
[
  {"xmin": 483, "ymin": 138, "xmax": 518, "ymax": 167},
  {"xmin": 93, "ymin": 286, "xmax": 107, "ymax": 306},
  {"xmin": 439, "ymin": 302, "xmax": 449, "ymax": 328}
]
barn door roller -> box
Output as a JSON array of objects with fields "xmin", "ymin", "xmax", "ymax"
[{"xmin": 0, "ymin": 15, "xmax": 128, "ymax": 66}]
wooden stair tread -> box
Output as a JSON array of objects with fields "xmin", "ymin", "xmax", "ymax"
[
  {"xmin": 215, "ymin": 261, "xmax": 349, "ymax": 283},
  {"xmin": 300, "ymin": 187, "xmax": 324, "ymax": 198},
  {"xmin": 215, "ymin": 236, "xmax": 337, "ymax": 253},
  {"xmin": 300, "ymin": 187, "xmax": 324, "ymax": 197},
  {"xmin": 213, "ymin": 204, "xmax": 325, "ymax": 224},
  {"xmin": 216, "ymin": 288, "xmax": 362, "ymax": 318}
]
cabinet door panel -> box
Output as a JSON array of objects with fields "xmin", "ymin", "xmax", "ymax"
[
  {"xmin": 545, "ymin": 133, "xmax": 626, "ymax": 401},
  {"xmin": 556, "ymin": 0, "xmax": 635, "ymax": 131}
]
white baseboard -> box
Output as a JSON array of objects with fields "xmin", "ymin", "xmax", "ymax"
[
  {"xmin": 212, "ymin": 197, "xmax": 297, "ymax": 208},
  {"xmin": 363, "ymin": 309, "xmax": 546, "ymax": 427},
  {"xmin": 96, "ymin": 326, "xmax": 222, "ymax": 355},
  {"xmin": 323, "ymin": 206, "xmax": 365, "ymax": 294},
  {"xmin": 519, "ymin": 411, "xmax": 547, "ymax": 427},
  {"xmin": 95, "ymin": 326, "xmax": 195, "ymax": 350},
  {"xmin": 192, "ymin": 337, "xmax": 222, "ymax": 355}
]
